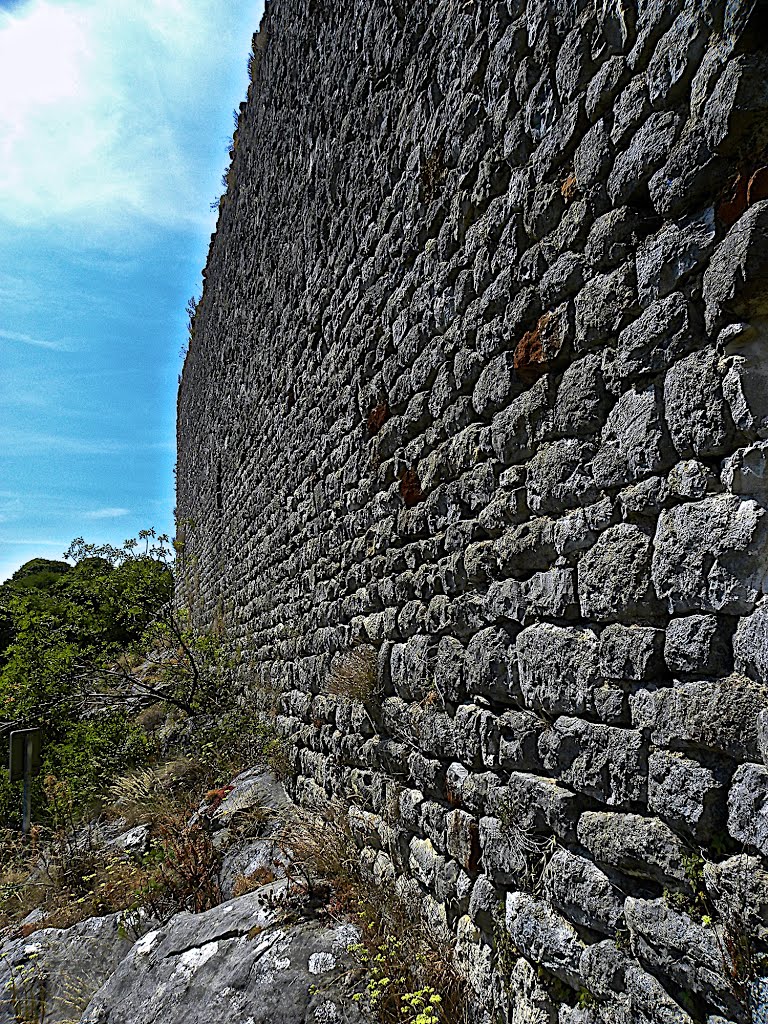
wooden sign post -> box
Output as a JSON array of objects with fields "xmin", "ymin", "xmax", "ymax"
[{"xmin": 9, "ymin": 728, "xmax": 42, "ymax": 836}]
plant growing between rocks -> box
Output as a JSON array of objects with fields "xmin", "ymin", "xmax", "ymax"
[
  {"xmin": 277, "ymin": 804, "xmax": 469, "ymax": 1024},
  {"xmin": 328, "ymin": 647, "xmax": 380, "ymax": 705}
]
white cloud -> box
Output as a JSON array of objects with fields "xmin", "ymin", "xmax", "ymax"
[
  {"xmin": 84, "ymin": 507, "xmax": 130, "ymax": 519},
  {"xmin": 0, "ymin": 0, "xmax": 257, "ymax": 231},
  {"xmin": 0, "ymin": 428, "xmax": 175, "ymax": 456},
  {"xmin": 0, "ymin": 327, "xmax": 68, "ymax": 350}
]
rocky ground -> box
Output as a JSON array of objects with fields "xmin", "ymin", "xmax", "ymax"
[{"xmin": 0, "ymin": 770, "xmax": 370, "ymax": 1024}]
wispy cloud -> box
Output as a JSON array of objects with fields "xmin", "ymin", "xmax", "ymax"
[
  {"xmin": 0, "ymin": 0, "xmax": 253, "ymax": 232},
  {"xmin": 0, "ymin": 429, "xmax": 175, "ymax": 456},
  {"xmin": 0, "ymin": 327, "xmax": 68, "ymax": 350},
  {"xmin": 0, "ymin": 537, "xmax": 68, "ymax": 546},
  {"xmin": 84, "ymin": 507, "xmax": 129, "ymax": 519}
]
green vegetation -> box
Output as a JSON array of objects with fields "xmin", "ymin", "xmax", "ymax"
[{"xmin": 0, "ymin": 529, "xmax": 266, "ymax": 831}]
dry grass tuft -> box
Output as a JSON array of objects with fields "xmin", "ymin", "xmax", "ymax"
[{"xmin": 328, "ymin": 647, "xmax": 379, "ymax": 704}]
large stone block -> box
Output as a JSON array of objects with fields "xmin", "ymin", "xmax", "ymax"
[
  {"xmin": 625, "ymin": 898, "xmax": 742, "ymax": 1021},
  {"xmin": 575, "ymin": 264, "xmax": 638, "ymax": 350},
  {"xmin": 498, "ymin": 709, "xmax": 545, "ymax": 772},
  {"xmin": 539, "ymin": 716, "xmax": 648, "ymax": 805},
  {"xmin": 722, "ymin": 440, "xmax": 768, "ymax": 499},
  {"xmin": 592, "ymin": 385, "xmax": 675, "ymax": 489},
  {"xmin": 636, "ymin": 207, "xmax": 716, "ymax": 307},
  {"xmin": 578, "ymin": 524, "xmax": 660, "ymax": 622},
  {"xmin": 705, "ymin": 200, "xmax": 768, "ymax": 330},
  {"xmin": 526, "ymin": 439, "xmax": 600, "ymax": 513},
  {"xmin": 611, "ymin": 291, "xmax": 697, "ymax": 383},
  {"xmin": 664, "ymin": 350, "xmax": 739, "ymax": 458},
  {"xmin": 491, "ymin": 376, "xmax": 554, "ymax": 464},
  {"xmin": 648, "ymin": 750, "xmax": 727, "ymax": 840},
  {"xmin": 465, "ymin": 626, "xmax": 521, "ymax": 705},
  {"xmin": 517, "ymin": 623, "xmax": 601, "ymax": 715},
  {"xmin": 578, "ymin": 940, "xmax": 697, "ymax": 1024},
  {"xmin": 390, "ymin": 636, "xmax": 437, "ymax": 702},
  {"xmin": 490, "ymin": 772, "xmax": 582, "ymax": 841},
  {"xmin": 664, "ymin": 614, "xmax": 734, "ymax": 678},
  {"xmin": 733, "ymin": 603, "xmax": 768, "ymax": 684},
  {"xmin": 728, "ymin": 762, "xmax": 768, "ymax": 855},
  {"xmin": 543, "ymin": 847, "xmax": 624, "ymax": 935},
  {"xmin": 721, "ymin": 327, "xmax": 768, "ymax": 440},
  {"xmin": 599, "ymin": 624, "xmax": 666, "ymax": 681},
  {"xmin": 652, "ymin": 495, "xmax": 768, "ymax": 614},
  {"xmin": 577, "ymin": 811, "xmax": 690, "ymax": 887},
  {"xmin": 705, "ymin": 853, "xmax": 768, "ymax": 944},
  {"xmin": 522, "ymin": 566, "xmax": 579, "ymax": 622},
  {"xmin": 631, "ymin": 675, "xmax": 768, "ymax": 761},
  {"xmin": 505, "ymin": 891, "xmax": 584, "ymax": 988},
  {"xmin": 608, "ymin": 110, "xmax": 681, "ymax": 205},
  {"xmin": 553, "ymin": 352, "xmax": 611, "ymax": 435}
]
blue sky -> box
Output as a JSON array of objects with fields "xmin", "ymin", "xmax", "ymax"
[{"xmin": 0, "ymin": 0, "xmax": 262, "ymax": 582}]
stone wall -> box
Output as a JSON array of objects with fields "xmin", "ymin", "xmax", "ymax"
[{"xmin": 176, "ymin": 1, "xmax": 768, "ymax": 1019}]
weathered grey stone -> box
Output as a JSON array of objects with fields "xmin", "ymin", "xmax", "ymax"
[
  {"xmin": 608, "ymin": 110, "xmax": 681, "ymax": 205},
  {"xmin": 646, "ymin": 7, "xmax": 710, "ymax": 107},
  {"xmin": 666, "ymin": 459, "xmax": 718, "ymax": 501},
  {"xmin": 517, "ymin": 623, "xmax": 601, "ymax": 715},
  {"xmin": 473, "ymin": 352, "xmax": 525, "ymax": 418},
  {"xmin": 490, "ymin": 773, "xmax": 582, "ymax": 842},
  {"xmin": 522, "ymin": 567, "xmax": 579, "ymax": 622},
  {"xmin": 577, "ymin": 811, "xmax": 690, "ymax": 887},
  {"xmin": 80, "ymin": 889, "xmax": 367, "ymax": 1024},
  {"xmin": 491, "ymin": 376, "xmax": 555, "ymax": 463},
  {"xmin": 579, "ymin": 940, "xmax": 698, "ymax": 1024},
  {"xmin": 578, "ymin": 524, "xmax": 659, "ymax": 622},
  {"xmin": 0, "ymin": 913, "xmax": 145, "ymax": 1024},
  {"xmin": 722, "ymin": 441, "xmax": 768, "ymax": 499},
  {"xmin": 611, "ymin": 291, "xmax": 697, "ymax": 384},
  {"xmin": 553, "ymin": 508, "xmax": 597, "ymax": 556},
  {"xmin": 526, "ymin": 439, "xmax": 599, "ymax": 514},
  {"xmin": 617, "ymin": 474, "xmax": 669, "ymax": 522},
  {"xmin": 542, "ymin": 848, "xmax": 624, "ymax": 934},
  {"xmin": 390, "ymin": 634, "xmax": 435, "ymax": 701},
  {"xmin": 664, "ymin": 350, "xmax": 738, "ymax": 458},
  {"xmin": 592, "ymin": 385, "xmax": 675, "ymax": 489},
  {"xmin": 479, "ymin": 815, "xmax": 530, "ymax": 886},
  {"xmin": 454, "ymin": 703, "xmax": 501, "ymax": 770},
  {"xmin": 721, "ymin": 327, "xmax": 768, "ymax": 440},
  {"xmin": 636, "ymin": 207, "xmax": 717, "ymax": 307},
  {"xmin": 632, "ymin": 675, "xmax": 768, "ymax": 761},
  {"xmin": 505, "ymin": 891, "xmax": 584, "ymax": 988},
  {"xmin": 648, "ymin": 750, "xmax": 727, "ymax": 840},
  {"xmin": 664, "ymin": 615, "xmax": 733, "ymax": 677},
  {"xmin": 600, "ymin": 624, "xmax": 666, "ymax": 681},
  {"xmin": 575, "ymin": 264, "xmax": 638, "ymax": 350},
  {"xmin": 574, "ymin": 118, "xmax": 613, "ymax": 189},
  {"xmin": 496, "ymin": 516, "xmax": 557, "ymax": 574},
  {"xmin": 705, "ymin": 853, "xmax": 768, "ymax": 944},
  {"xmin": 625, "ymin": 898, "xmax": 743, "ymax": 1020},
  {"xmin": 653, "ymin": 496, "xmax": 768, "ymax": 614},
  {"xmin": 704, "ymin": 200, "xmax": 768, "ymax": 331},
  {"xmin": 498, "ymin": 709, "xmax": 545, "ymax": 772},
  {"xmin": 468, "ymin": 874, "xmax": 501, "ymax": 935},
  {"xmin": 446, "ymin": 808, "xmax": 481, "ymax": 874},
  {"xmin": 733, "ymin": 603, "xmax": 768, "ymax": 685},
  {"xmin": 540, "ymin": 717, "xmax": 647, "ymax": 805},
  {"xmin": 553, "ymin": 352, "xmax": 611, "ymax": 435},
  {"xmin": 434, "ymin": 635, "xmax": 465, "ymax": 704},
  {"xmin": 465, "ymin": 626, "xmax": 521, "ymax": 704},
  {"xmin": 702, "ymin": 49, "xmax": 768, "ymax": 154},
  {"xmin": 728, "ymin": 762, "xmax": 768, "ymax": 855}
]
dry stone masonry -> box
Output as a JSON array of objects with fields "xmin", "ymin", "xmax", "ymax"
[{"xmin": 176, "ymin": 1, "xmax": 768, "ymax": 1020}]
